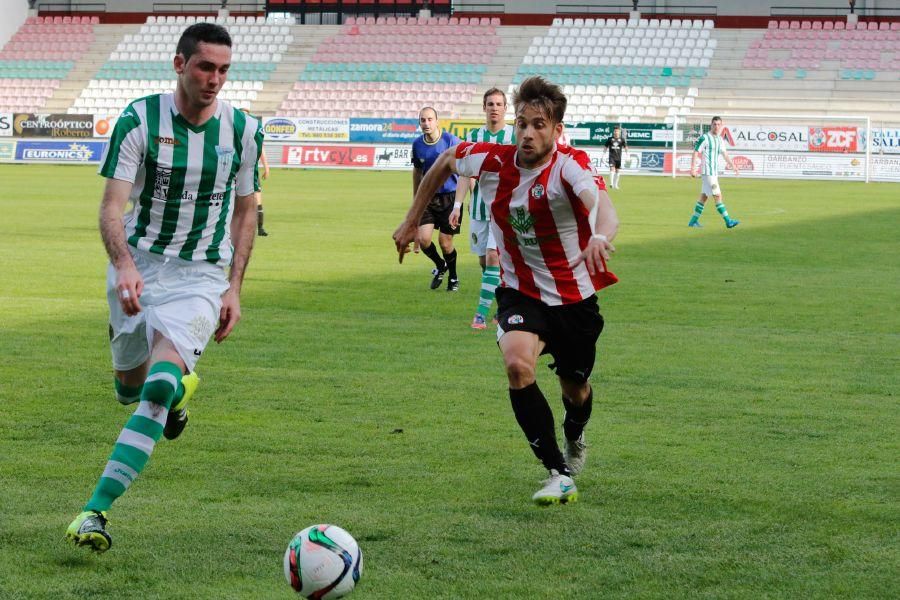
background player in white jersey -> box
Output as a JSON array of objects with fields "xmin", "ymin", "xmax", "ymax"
[
  {"xmin": 241, "ymin": 107, "xmax": 270, "ymax": 236},
  {"xmin": 689, "ymin": 116, "xmax": 740, "ymax": 228},
  {"xmin": 66, "ymin": 23, "xmax": 262, "ymax": 552},
  {"xmin": 395, "ymin": 76, "xmax": 619, "ymax": 505},
  {"xmin": 451, "ymin": 87, "xmax": 515, "ymax": 329}
]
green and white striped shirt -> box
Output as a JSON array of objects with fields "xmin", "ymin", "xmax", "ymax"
[
  {"xmin": 466, "ymin": 124, "xmax": 516, "ymax": 220},
  {"xmin": 99, "ymin": 93, "xmax": 263, "ymax": 266},
  {"xmin": 693, "ymin": 131, "xmax": 724, "ymax": 176}
]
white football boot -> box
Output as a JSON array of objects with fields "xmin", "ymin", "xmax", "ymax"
[{"xmin": 532, "ymin": 469, "xmax": 578, "ymax": 505}]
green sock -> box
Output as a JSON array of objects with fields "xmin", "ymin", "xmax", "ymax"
[
  {"xmin": 691, "ymin": 201, "xmax": 705, "ymax": 220},
  {"xmin": 115, "ymin": 378, "xmax": 182, "ymax": 405},
  {"xmin": 114, "ymin": 379, "xmax": 142, "ymax": 405},
  {"xmin": 85, "ymin": 361, "xmax": 182, "ymax": 513},
  {"xmin": 716, "ymin": 202, "xmax": 731, "ymax": 221},
  {"xmin": 476, "ymin": 266, "xmax": 501, "ymax": 318}
]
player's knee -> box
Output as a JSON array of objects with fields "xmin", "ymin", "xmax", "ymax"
[
  {"xmin": 140, "ymin": 361, "xmax": 182, "ymax": 410},
  {"xmin": 504, "ymin": 356, "xmax": 536, "ymax": 387},
  {"xmin": 561, "ymin": 380, "xmax": 591, "ymax": 404}
]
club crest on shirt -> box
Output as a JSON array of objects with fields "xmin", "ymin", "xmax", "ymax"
[
  {"xmin": 509, "ymin": 206, "xmax": 535, "ymax": 235},
  {"xmin": 530, "ymin": 184, "xmax": 545, "ymax": 199},
  {"xmin": 215, "ymin": 145, "xmax": 234, "ymax": 157}
]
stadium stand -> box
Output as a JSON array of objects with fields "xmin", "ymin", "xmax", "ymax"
[
  {"xmin": 277, "ymin": 15, "xmax": 501, "ymax": 118},
  {"xmin": 71, "ymin": 15, "xmax": 293, "ymax": 114},
  {"xmin": 512, "ymin": 17, "xmax": 714, "ymax": 124},
  {"xmin": 695, "ymin": 19, "xmax": 900, "ymax": 122},
  {"xmin": 0, "ymin": 16, "xmax": 96, "ymax": 112},
  {"xmin": 0, "ymin": 7, "xmax": 895, "ymax": 124}
]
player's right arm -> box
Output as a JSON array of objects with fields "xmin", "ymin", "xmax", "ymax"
[
  {"xmin": 98, "ymin": 102, "xmax": 145, "ymax": 316},
  {"xmin": 99, "ymin": 178, "xmax": 142, "ymax": 316},
  {"xmin": 394, "ymin": 148, "xmax": 459, "ymax": 261},
  {"xmin": 690, "ymin": 151, "xmax": 701, "ymax": 178},
  {"xmin": 690, "ymin": 134, "xmax": 706, "ymax": 178}
]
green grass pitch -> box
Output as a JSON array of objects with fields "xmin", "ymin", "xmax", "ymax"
[{"xmin": 0, "ymin": 164, "xmax": 897, "ymax": 599}]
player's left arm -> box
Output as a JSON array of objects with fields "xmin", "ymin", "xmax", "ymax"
[
  {"xmin": 722, "ymin": 147, "xmax": 739, "ymax": 176},
  {"xmin": 217, "ymin": 191, "xmax": 255, "ymax": 343},
  {"xmin": 259, "ymin": 147, "xmax": 270, "ymax": 180},
  {"xmin": 569, "ymin": 172, "xmax": 618, "ymax": 275},
  {"xmin": 217, "ymin": 125, "xmax": 262, "ymax": 343}
]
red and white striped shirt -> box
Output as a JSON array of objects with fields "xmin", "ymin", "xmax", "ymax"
[{"xmin": 455, "ymin": 142, "xmax": 618, "ymax": 306}]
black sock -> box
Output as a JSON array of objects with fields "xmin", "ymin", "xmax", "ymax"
[
  {"xmin": 443, "ymin": 249, "xmax": 458, "ymax": 280},
  {"xmin": 562, "ymin": 389, "xmax": 593, "ymax": 441},
  {"xmin": 421, "ymin": 243, "xmax": 444, "ymax": 270},
  {"xmin": 510, "ymin": 383, "xmax": 569, "ymax": 475},
  {"xmin": 257, "ymin": 205, "xmax": 265, "ymax": 229}
]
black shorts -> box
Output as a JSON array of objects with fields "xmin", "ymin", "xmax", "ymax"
[
  {"xmin": 609, "ymin": 156, "xmax": 622, "ymax": 169},
  {"xmin": 495, "ymin": 287, "xmax": 605, "ymax": 384},
  {"xmin": 418, "ymin": 191, "xmax": 461, "ymax": 235}
]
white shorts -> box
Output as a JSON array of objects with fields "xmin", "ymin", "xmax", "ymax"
[
  {"xmin": 469, "ymin": 218, "xmax": 497, "ymax": 256},
  {"xmin": 107, "ymin": 248, "xmax": 229, "ymax": 373},
  {"xmin": 702, "ymin": 175, "xmax": 722, "ymax": 197}
]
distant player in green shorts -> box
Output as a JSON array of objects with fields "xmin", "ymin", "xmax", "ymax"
[
  {"xmin": 66, "ymin": 23, "xmax": 263, "ymax": 553},
  {"xmin": 451, "ymin": 87, "xmax": 515, "ymax": 329},
  {"xmin": 689, "ymin": 115, "xmax": 740, "ymax": 228}
]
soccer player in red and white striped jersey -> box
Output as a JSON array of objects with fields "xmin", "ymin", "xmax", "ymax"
[{"xmin": 394, "ymin": 76, "xmax": 619, "ymax": 505}]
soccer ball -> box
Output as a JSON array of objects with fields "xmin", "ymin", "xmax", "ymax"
[{"xmin": 283, "ymin": 524, "xmax": 363, "ymax": 599}]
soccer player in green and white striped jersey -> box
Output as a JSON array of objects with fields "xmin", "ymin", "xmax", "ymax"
[
  {"xmin": 66, "ymin": 23, "xmax": 262, "ymax": 553},
  {"xmin": 689, "ymin": 116, "xmax": 740, "ymax": 228},
  {"xmin": 451, "ymin": 88, "xmax": 516, "ymax": 329}
]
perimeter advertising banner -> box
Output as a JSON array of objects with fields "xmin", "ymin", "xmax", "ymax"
[
  {"xmin": 281, "ymin": 144, "xmax": 413, "ymax": 170},
  {"xmin": 283, "ymin": 145, "xmax": 374, "ymax": 167},
  {"xmin": 808, "ymin": 126, "xmax": 858, "ymax": 153},
  {"xmin": 567, "ymin": 122, "xmax": 680, "ymax": 148},
  {"xmin": 349, "ymin": 118, "xmax": 420, "ymax": 143},
  {"xmin": 14, "ymin": 140, "xmax": 107, "ymax": 162},
  {"xmin": 871, "ymin": 155, "xmax": 900, "ymax": 180},
  {"xmin": 440, "ymin": 119, "xmax": 486, "ymax": 141},
  {"xmin": 13, "ymin": 113, "xmax": 94, "ymax": 138},
  {"xmin": 0, "ymin": 113, "xmax": 12, "ymax": 137},
  {"xmin": 0, "ymin": 140, "xmax": 16, "ymax": 160},
  {"xmin": 720, "ymin": 125, "xmax": 809, "ymax": 151},
  {"xmin": 667, "ymin": 151, "xmax": 866, "ymax": 178},
  {"xmin": 263, "ymin": 117, "xmax": 350, "ymax": 142},
  {"xmin": 92, "ymin": 114, "xmax": 120, "ymax": 138},
  {"xmin": 860, "ymin": 127, "xmax": 900, "ymax": 154}
]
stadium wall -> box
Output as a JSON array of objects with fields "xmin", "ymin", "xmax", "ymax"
[
  {"xmin": 453, "ymin": 0, "xmax": 886, "ymax": 17},
  {"xmin": 3, "ymin": 113, "xmax": 899, "ymax": 182}
]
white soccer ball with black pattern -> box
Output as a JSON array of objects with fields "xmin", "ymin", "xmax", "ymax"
[{"xmin": 283, "ymin": 524, "xmax": 363, "ymax": 599}]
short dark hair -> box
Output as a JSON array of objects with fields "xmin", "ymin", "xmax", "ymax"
[
  {"xmin": 512, "ymin": 76, "xmax": 566, "ymax": 124},
  {"xmin": 176, "ymin": 23, "xmax": 232, "ymax": 61},
  {"xmin": 482, "ymin": 87, "xmax": 507, "ymax": 106},
  {"xmin": 711, "ymin": 116, "xmax": 722, "ymax": 124}
]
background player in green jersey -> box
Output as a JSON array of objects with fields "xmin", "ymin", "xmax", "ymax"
[
  {"xmin": 451, "ymin": 88, "xmax": 515, "ymax": 329},
  {"xmin": 66, "ymin": 23, "xmax": 262, "ymax": 553},
  {"xmin": 689, "ymin": 116, "xmax": 740, "ymax": 228}
]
